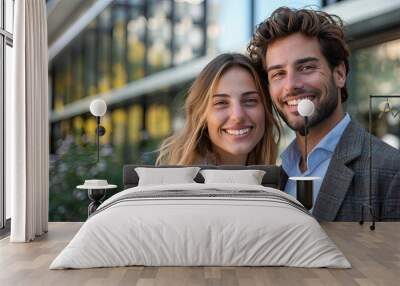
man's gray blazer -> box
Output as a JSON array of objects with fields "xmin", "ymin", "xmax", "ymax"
[
  {"xmin": 282, "ymin": 120, "xmax": 400, "ymax": 221},
  {"xmin": 313, "ymin": 120, "xmax": 400, "ymax": 221}
]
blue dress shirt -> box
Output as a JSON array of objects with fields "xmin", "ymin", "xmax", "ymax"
[{"xmin": 280, "ymin": 114, "xmax": 351, "ymax": 210}]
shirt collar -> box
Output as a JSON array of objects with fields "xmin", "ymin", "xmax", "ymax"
[{"xmin": 312, "ymin": 113, "xmax": 351, "ymax": 153}]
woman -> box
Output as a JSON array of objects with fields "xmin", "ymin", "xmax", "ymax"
[{"xmin": 156, "ymin": 53, "xmax": 280, "ymax": 165}]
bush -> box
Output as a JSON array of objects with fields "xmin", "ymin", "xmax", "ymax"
[{"xmin": 49, "ymin": 136, "xmax": 122, "ymax": 221}]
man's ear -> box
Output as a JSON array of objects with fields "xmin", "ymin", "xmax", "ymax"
[{"xmin": 333, "ymin": 62, "xmax": 346, "ymax": 89}]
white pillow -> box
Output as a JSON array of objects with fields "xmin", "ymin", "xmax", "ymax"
[
  {"xmin": 200, "ymin": 169, "xmax": 266, "ymax": 185},
  {"xmin": 135, "ymin": 167, "xmax": 201, "ymax": 186}
]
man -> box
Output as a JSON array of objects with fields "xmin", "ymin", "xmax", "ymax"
[{"xmin": 248, "ymin": 7, "xmax": 400, "ymax": 221}]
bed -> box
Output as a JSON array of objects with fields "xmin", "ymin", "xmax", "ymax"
[{"xmin": 50, "ymin": 165, "xmax": 350, "ymax": 269}]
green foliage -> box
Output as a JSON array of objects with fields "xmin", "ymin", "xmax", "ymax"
[{"xmin": 49, "ymin": 136, "xmax": 122, "ymax": 221}]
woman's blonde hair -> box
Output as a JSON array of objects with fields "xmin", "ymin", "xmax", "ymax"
[{"xmin": 156, "ymin": 53, "xmax": 280, "ymax": 165}]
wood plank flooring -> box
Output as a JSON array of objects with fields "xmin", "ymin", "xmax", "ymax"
[{"xmin": 0, "ymin": 222, "xmax": 399, "ymax": 286}]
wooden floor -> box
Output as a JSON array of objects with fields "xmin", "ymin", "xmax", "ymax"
[{"xmin": 0, "ymin": 222, "xmax": 399, "ymax": 286}]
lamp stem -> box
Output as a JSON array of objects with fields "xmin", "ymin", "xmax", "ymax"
[
  {"xmin": 96, "ymin": 116, "xmax": 100, "ymax": 164},
  {"xmin": 304, "ymin": 116, "xmax": 308, "ymax": 171}
]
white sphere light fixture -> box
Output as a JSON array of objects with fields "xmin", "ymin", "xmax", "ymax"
[
  {"xmin": 90, "ymin": 99, "xmax": 107, "ymax": 117},
  {"xmin": 297, "ymin": 98, "xmax": 315, "ymax": 117},
  {"xmin": 89, "ymin": 99, "xmax": 107, "ymax": 164}
]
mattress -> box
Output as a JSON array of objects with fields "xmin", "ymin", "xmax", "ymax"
[{"xmin": 50, "ymin": 183, "xmax": 351, "ymax": 269}]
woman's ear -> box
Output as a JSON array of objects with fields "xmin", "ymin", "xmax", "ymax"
[{"xmin": 333, "ymin": 62, "xmax": 346, "ymax": 89}]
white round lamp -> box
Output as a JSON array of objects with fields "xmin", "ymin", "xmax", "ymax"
[
  {"xmin": 90, "ymin": 99, "xmax": 107, "ymax": 117},
  {"xmin": 298, "ymin": 98, "xmax": 315, "ymax": 117},
  {"xmin": 89, "ymin": 99, "xmax": 107, "ymax": 163}
]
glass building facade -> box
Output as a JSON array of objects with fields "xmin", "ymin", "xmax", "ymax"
[
  {"xmin": 49, "ymin": 0, "xmax": 209, "ymax": 161},
  {"xmin": 49, "ymin": 0, "xmax": 212, "ymax": 221}
]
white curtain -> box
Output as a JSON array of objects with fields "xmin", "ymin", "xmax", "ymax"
[{"xmin": 8, "ymin": 0, "xmax": 49, "ymax": 242}]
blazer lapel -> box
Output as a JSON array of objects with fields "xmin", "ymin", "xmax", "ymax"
[{"xmin": 312, "ymin": 120, "xmax": 365, "ymax": 221}]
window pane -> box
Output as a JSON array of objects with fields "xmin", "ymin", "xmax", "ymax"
[
  {"xmin": 64, "ymin": 52, "xmax": 73, "ymax": 105},
  {"xmin": 128, "ymin": 104, "xmax": 143, "ymax": 144},
  {"xmin": 5, "ymin": 0, "xmax": 14, "ymax": 33},
  {"xmin": 83, "ymin": 117, "xmax": 97, "ymax": 144},
  {"xmin": 127, "ymin": 104, "xmax": 142, "ymax": 162},
  {"xmin": 352, "ymin": 38, "xmax": 400, "ymax": 112},
  {"xmin": 60, "ymin": 120, "xmax": 71, "ymax": 141},
  {"xmin": 72, "ymin": 116, "xmax": 84, "ymax": 144},
  {"xmin": 53, "ymin": 62, "xmax": 66, "ymax": 112},
  {"xmin": 147, "ymin": 0, "xmax": 172, "ymax": 73},
  {"xmin": 127, "ymin": 1, "xmax": 145, "ymax": 81},
  {"xmin": 84, "ymin": 21, "xmax": 97, "ymax": 96},
  {"xmin": 111, "ymin": 108, "xmax": 127, "ymax": 161},
  {"xmin": 5, "ymin": 44, "xmax": 13, "ymax": 219},
  {"xmin": 352, "ymin": 39, "xmax": 400, "ymax": 104},
  {"xmin": 173, "ymin": 0, "xmax": 205, "ymax": 65},
  {"xmin": 350, "ymin": 38, "xmax": 400, "ymax": 148},
  {"xmin": 0, "ymin": 39, "xmax": 3, "ymax": 227},
  {"xmin": 97, "ymin": 8, "xmax": 112, "ymax": 93},
  {"xmin": 208, "ymin": 0, "xmax": 250, "ymax": 51},
  {"xmin": 0, "ymin": 0, "xmax": 3, "ymax": 29},
  {"xmin": 71, "ymin": 38, "xmax": 84, "ymax": 101},
  {"xmin": 147, "ymin": 104, "xmax": 170, "ymax": 138},
  {"xmin": 112, "ymin": 5, "xmax": 128, "ymax": 88}
]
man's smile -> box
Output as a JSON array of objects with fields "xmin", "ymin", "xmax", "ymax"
[{"xmin": 283, "ymin": 95, "xmax": 317, "ymax": 114}]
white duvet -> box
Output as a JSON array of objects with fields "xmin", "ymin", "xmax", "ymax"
[{"xmin": 50, "ymin": 183, "xmax": 351, "ymax": 269}]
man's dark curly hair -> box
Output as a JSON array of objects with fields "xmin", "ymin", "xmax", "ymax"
[{"xmin": 247, "ymin": 7, "xmax": 350, "ymax": 102}]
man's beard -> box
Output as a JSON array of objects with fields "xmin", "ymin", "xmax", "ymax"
[{"xmin": 275, "ymin": 79, "xmax": 339, "ymax": 134}]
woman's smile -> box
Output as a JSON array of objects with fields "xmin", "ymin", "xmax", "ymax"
[{"xmin": 222, "ymin": 126, "xmax": 253, "ymax": 137}]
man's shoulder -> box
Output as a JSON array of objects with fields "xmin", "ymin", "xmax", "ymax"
[
  {"xmin": 351, "ymin": 120, "xmax": 400, "ymax": 156},
  {"xmin": 369, "ymin": 132, "xmax": 400, "ymax": 155},
  {"xmin": 337, "ymin": 119, "xmax": 400, "ymax": 168},
  {"xmin": 368, "ymin": 132, "xmax": 400, "ymax": 171}
]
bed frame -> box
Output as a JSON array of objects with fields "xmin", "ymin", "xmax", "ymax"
[{"xmin": 123, "ymin": 165, "xmax": 287, "ymax": 190}]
